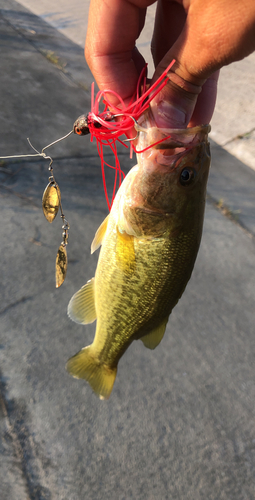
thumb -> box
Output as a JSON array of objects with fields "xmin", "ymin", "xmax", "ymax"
[
  {"xmin": 150, "ymin": 62, "xmax": 219, "ymax": 129},
  {"xmin": 150, "ymin": 65, "xmax": 203, "ymax": 129}
]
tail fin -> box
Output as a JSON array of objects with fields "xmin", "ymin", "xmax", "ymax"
[{"xmin": 66, "ymin": 346, "xmax": 117, "ymax": 400}]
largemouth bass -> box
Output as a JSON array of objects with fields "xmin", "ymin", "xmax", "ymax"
[{"xmin": 67, "ymin": 113, "xmax": 211, "ymax": 399}]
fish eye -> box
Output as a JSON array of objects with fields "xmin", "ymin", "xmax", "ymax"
[{"xmin": 179, "ymin": 167, "xmax": 196, "ymax": 186}]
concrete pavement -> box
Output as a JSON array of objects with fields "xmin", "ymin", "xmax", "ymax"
[{"xmin": 1, "ymin": 1, "xmax": 255, "ymax": 499}]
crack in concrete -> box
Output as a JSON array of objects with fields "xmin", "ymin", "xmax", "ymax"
[
  {"xmin": 0, "ymin": 375, "xmax": 52, "ymax": 500},
  {"xmin": 0, "ymin": 296, "xmax": 33, "ymax": 316},
  {"xmin": 206, "ymin": 192, "xmax": 254, "ymax": 240},
  {"xmin": 0, "ymin": 8, "xmax": 77, "ymax": 89},
  {"xmin": 0, "ymin": 183, "xmax": 40, "ymax": 207},
  {"xmin": 221, "ymin": 127, "xmax": 255, "ymax": 147},
  {"xmin": 0, "ymin": 387, "xmax": 31, "ymax": 500}
]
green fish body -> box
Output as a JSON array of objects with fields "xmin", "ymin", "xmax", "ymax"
[{"xmin": 67, "ymin": 118, "xmax": 211, "ymax": 399}]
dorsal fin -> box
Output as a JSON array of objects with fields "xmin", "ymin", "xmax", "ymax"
[
  {"xmin": 67, "ymin": 278, "xmax": 96, "ymax": 324},
  {"xmin": 91, "ymin": 215, "xmax": 110, "ymax": 254},
  {"xmin": 141, "ymin": 318, "xmax": 168, "ymax": 350}
]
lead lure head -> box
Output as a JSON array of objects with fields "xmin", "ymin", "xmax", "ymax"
[{"xmin": 73, "ymin": 115, "xmax": 90, "ymax": 136}]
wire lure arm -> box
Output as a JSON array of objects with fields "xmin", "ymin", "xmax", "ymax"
[
  {"xmin": 0, "ymin": 130, "xmax": 74, "ymax": 288},
  {"xmin": 0, "ymin": 129, "xmax": 73, "ymax": 163}
]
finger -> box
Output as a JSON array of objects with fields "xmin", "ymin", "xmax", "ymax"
[
  {"xmin": 85, "ymin": 0, "xmax": 152, "ymax": 105},
  {"xmin": 150, "ymin": 0, "xmax": 203, "ymax": 127},
  {"xmin": 189, "ymin": 71, "xmax": 219, "ymax": 127},
  {"xmin": 132, "ymin": 46, "xmax": 147, "ymax": 78},
  {"xmin": 151, "ymin": 0, "xmax": 186, "ymax": 67},
  {"xmin": 151, "ymin": 0, "xmax": 255, "ymax": 127}
]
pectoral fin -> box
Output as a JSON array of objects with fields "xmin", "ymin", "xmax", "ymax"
[
  {"xmin": 116, "ymin": 227, "xmax": 136, "ymax": 275},
  {"xmin": 91, "ymin": 215, "xmax": 110, "ymax": 254},
  {"xmin": 141, "ymin": 318, "xmax": 168, "ymax": 350},
  {"xmin": 67, "ymin": 278, "xmax": 96, "ymax": 324}
]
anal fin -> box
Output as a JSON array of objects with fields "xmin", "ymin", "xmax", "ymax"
[
  {"xmin": 141, "ymin": 318, "xmax": 168, "ymax": 350},
  {"xmin": 67, "ymin": 278, "xmax": 96, "ymax": 324}
]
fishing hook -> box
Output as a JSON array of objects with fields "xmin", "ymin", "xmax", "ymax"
[{"xmin": 112, "ymin": 114, "xmax": 147, "ymax": 142}]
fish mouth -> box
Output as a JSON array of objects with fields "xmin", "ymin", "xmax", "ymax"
[
  {"xmin": 136, "ymin": 122, "xmax": 211, "ymax": 167},
  {"xmin": 143, "ymin": 124, "xmax": 211, "ymax": 170},
  {"xmin": 153, "ymin": 124, "xmax": 211, "ymax": 150}
]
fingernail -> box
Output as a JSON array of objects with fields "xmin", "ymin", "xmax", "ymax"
[
  {"xmin": 149, "ymin": 74, "xmax": 201, "ymax": 129},
  {"xmin": 150, "ymin": 100, "xmax": 187, "ymax": 128}
]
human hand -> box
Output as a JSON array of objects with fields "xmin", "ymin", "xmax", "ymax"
[{"xmin": 85, "ymin": 0, "xmax": 255, "ymax": 128}]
